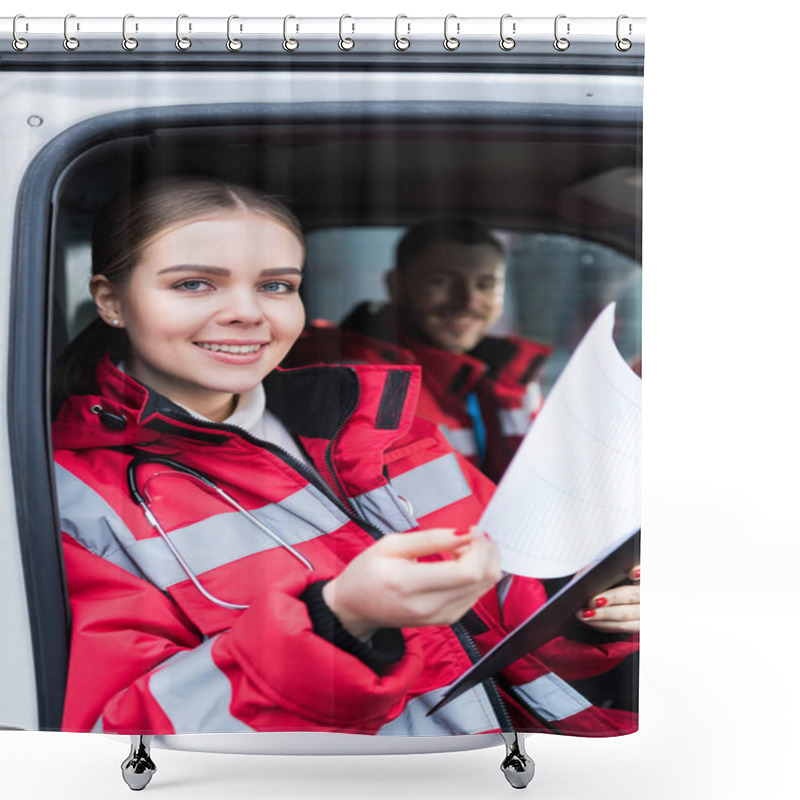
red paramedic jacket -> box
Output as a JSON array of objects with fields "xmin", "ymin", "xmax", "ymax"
[
  {"xmin": 286, "ymin": 302, "xmax": 553, "ymax": 482},
  {"xmin": 53, "ymin": 356, "xmax": 637, "ymax": 737}
]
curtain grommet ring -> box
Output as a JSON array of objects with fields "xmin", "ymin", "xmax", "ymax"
[
  {"xmin": 63, "ymin": 13, "xmax": 80, "ymax": 51},
  {"xmin": 175, "ymin": 14, "xmax": 192, "ymax": 51},
  {"xmin": 615, "ymin": 15, "xmax": 632, "ymax": 51},
  {"xmin": 554, "ymin": 14, "xmax": 570, "ymax": 51},
  {"xmin": 227, "ymin": 15, "xmax": 243, "ymax": 51},
  {"xmin": 283, "ymin": 15, "xmax": 299, "ymax": 51},
  {"xmin": 122, "ymin": 14, "xmax": 138, "ymax": 51},
  {"xmin": 394, "ymin": 14, "xmax": 410, "ymax": 50},
  {"xmin": 444, "ymin": 14, "xmax": 460, "ymax": 51},
  {"xmin": 12, "ymin": 15, "xmax": 29, "ymax": 51},
  {"xmin": 499, "ymin": 14, "xmax": 516, "ymax": 51},
  {"xmin": 338, "ymin": 14, "xmax": 355, "ymax": 51}
]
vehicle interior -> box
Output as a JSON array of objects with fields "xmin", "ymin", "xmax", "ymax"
[{"xmin": 53, "ymin": 112, "xmax": 642, "ymax": 386}]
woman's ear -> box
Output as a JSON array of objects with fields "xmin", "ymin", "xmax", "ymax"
[{"xmin": 90, "ymin": 275, "xmax": 125, "ymax": 328}]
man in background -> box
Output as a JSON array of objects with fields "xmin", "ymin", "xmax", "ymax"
[{"xmin": 289, "ymin": 218, "xmax": 551, "ymax": 482}]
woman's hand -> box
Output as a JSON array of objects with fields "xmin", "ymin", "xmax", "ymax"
[
  {"xmin": 575, "ymin": 566, "xmax": 640, "ymax": 634},
  {"xmin": 322, "ymin": 527, "xmax": 501, "ymax": 642}
]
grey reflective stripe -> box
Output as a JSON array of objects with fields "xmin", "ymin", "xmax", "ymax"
[
  {"xmin": 59, "ymin": 452, "xmax": 470, "ymax": 594},
  {"xmin": 524, "ymin": 382, "xmax": 543, "ymax": 414},
  {"xmin": 498, "ymin": 407, "xmax": 532, "ymax": 437},
  {"xmin": 500, "ymin": 383, "xmax": 541, "ymax": 436},
  {"xmin": 496, "ymin": 574, "xmax": 514, "ymax": 612},
  {"xmin": 513, "ymin": 673, "xmax": 592, "ymax": 722},
  {"xmin": 148, "ymin": 637, "xmax": 255, "ymax": 733},
  {"xmin": 126, "ymin": 484, "xmax": 350, "ymax": 590},
  {"xmin": 55, "ymin": 463, "xmax": 146, "ymax": 581},
  {"xmin": 352, "ymin": 483, "xmax": 418, "ymax": 534},
  {"xmin": 439, "ymin": 425, "xmax": 477, "ymax": 457},
  {"xmin": 389, "ymin": 453, "xmax": 473, "ymax": 520},
  {"xmin": 90, "ymin": 715, "xmax": 104, "ymax": 733},
  {"xmin": 377, "ymin": 684, "xmax": 498, "ymax": 736}
]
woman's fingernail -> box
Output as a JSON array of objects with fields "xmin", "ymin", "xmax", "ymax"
[
  {"xmin": 634, "ymin": 568, "xmax": 641, "ymax": 579},
  {"xmin": 595, "ymin": 597, "xmax": 608, "ymax": 608},
  {"xmin": 582, "ymin": 609, "xmax": 596, "ymax": 619},
  {"xmin": 453, "ymin": 527, "xmax": 472, "ymax": 537}
]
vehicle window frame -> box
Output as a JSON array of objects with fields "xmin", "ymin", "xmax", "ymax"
[{"xmin": 9, "ymin": 98, "xmax": 641, "ymax": 730}]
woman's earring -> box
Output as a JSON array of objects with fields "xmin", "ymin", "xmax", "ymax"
[{"xmin": 111, "ymin": 319, "xmax": 121, "ymax": 326}]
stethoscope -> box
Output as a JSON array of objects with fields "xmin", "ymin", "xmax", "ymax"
[{"xmin": 127, "ymin": 455, "xmax": 314, "ymax": 611}]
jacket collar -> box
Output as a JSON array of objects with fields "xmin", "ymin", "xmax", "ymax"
[
  {"xmin": 52, "ymin": 354, "xmax": 422, "ymax": 497},
  {"xmin": 340, "ymin": 301, "xmax": 552, "ymax": 397}
]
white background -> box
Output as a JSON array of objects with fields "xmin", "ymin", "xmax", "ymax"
[{"xmin": 2, "ymin": 1, "xmax": 798, "ymax": 798}]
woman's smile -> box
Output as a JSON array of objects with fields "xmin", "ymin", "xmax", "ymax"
[
  {"xmin": 195, "ymin": 341, "xmax": 266, "ymax": 354},
  {"xmin": 194, "ymin": 340, "xmax": 270, "ymax": 364}
]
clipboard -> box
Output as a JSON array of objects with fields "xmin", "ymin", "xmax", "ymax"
[{"xmin": 427, "ymin": 528, "xmax": 640, "ymax": 717}]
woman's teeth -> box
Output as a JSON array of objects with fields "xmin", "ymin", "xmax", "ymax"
[{"xmin": 197, "ymin": 343, "xmax": 262, "ymax": 354}]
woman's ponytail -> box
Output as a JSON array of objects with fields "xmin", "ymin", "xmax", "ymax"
[{"xmin": 51, "ymin": 318, "xmax": 127, "ymax": 416}]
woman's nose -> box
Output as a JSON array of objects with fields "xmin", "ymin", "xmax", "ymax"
[{"xmin": 217, "ymin": 289, "xmax": 265, "ymax": 325}]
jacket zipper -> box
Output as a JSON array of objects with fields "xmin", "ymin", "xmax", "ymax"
[
  {"xmin": 322, "ymin": 372, "xmax": 360, "ymax": 515},
  {"xmin": 452, "ymin": 621, "xmax": 515, "ymax": 734},
  {"xmin": 496, "ymin": 674, "xmax": 561, "ymax": 733}
]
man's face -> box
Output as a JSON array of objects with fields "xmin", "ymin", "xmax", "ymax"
[{"xmin": 389, "ymin": 241, "xmax": 506, "ymax": 354}]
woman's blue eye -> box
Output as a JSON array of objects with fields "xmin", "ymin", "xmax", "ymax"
[
  {"xmin": 262, "ymin": 281, "xmax": 293, "ymax": 293},
  {"xmin": 176, "ymin": 279, "xmax": 209, "ymax": 291}
]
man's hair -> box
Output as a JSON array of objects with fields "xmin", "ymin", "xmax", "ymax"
[{"xmin": 395, "ymin": 217, "xmax": 505, "ymax": 272}]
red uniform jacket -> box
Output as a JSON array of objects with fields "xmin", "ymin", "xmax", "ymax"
[
  {"xmin": 53, "ymin": 356, "xmax": 636, "ymax": 737},
  {"xmin": 286, "ymin": 302, "xmax": 553, "ymax": 482}
]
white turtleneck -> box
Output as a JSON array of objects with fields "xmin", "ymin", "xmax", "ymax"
[{"xmin": 196, "ymin": 382, "xmax": 313, "ymax": 467}]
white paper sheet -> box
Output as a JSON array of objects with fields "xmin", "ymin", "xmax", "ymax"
[{"xmin": 480, "ymin": 303, "xmax": 641, "ymax": 578}]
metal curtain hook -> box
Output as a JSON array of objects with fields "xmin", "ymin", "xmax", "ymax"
[
  {"xmin": 394, "ymin": 14, "xmax": 410, "ymax": 50},
  {"xmin": 444, "ymin": 13, "xmax": 460, "ymax": 51},
  {"xmin": 122, "ymin": 14, "xmax": 138, "ymax": 51},
  {"xmin": 12, "ymin": 15, "xmax": 29, "ymax": 51},
  {"xmin": 616, "ymin": 14, "xmax": 632, "ymax": 51},
  {"xmin": 339, "ymin": 14, "xmax": 355, "ymax": 50},
  {"xmin": 554, "ymin": 14, "xmax": 570, "ymax": 51},
  {"xmin": 63, "ymin": 13, "xmax": 80, "ymax": 51},
  {"xmin": 283, "ymin": 15, "xmax": 299, "ymax": 51},
  {"xmin": 176, "ymin": 13, "xmax": 191, "ymax": 50},
  {"xmin": 227, "ymin": 15, "xmax": 242, "ymax": 51},
  {"xmin": 500, "ymin": 13, "xmax": 516, "ymax": 51}
]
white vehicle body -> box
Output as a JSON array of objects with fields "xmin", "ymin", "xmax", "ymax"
[{"xmin": 1, "ymin": 30, "xmax": 643, "ymax": 754}]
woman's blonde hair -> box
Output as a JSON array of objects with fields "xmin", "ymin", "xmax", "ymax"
[{"xmin": 93, "ymin": 176, "xmax": 303, "ymax": 288}]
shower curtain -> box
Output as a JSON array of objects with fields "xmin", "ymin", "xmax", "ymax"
[{"xmin": 0, "ymin": 8, "xmax": 644, "ymax": 780}]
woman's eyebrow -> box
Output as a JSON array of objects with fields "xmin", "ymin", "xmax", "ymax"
[
  {"xmin": 157, "ymin": 264, "xmax": 229, "ymax": 276},
  {"xmin": 156, "ymin": 265, "xmax": 303, "ymax": 277},
  {"xmin": 259, "ymin": 267, "xmax": 303, "ymax": 277}
]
